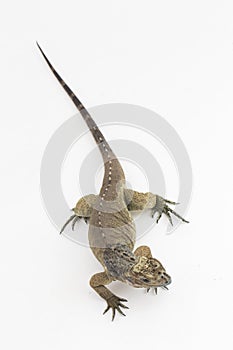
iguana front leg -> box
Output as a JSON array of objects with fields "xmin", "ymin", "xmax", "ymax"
[
  {"xmin": 124, "ymin": 189, "xmax": 189, "ymax": 225},
  {"xmin": 90, "ymin": 272, "xmax": 129, "ymax": 321},
  {"xmin": 60, "ymin": 194, "xmax": 97, "ymax": 234}
]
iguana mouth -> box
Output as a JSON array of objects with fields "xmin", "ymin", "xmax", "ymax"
[
  {"xmin": 161, "ymin": 279, "xmax": 172, "ymax": 288},
  {"xmin": 151, "ymin": 279, "xmax": 172, "ymax": 289},
  {"xmin": 125, "ymin": 275, "xmax": 172, "ymax": 289}
]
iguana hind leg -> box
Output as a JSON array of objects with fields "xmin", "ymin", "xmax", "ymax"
[
  {"xmin": 124, "ymin": 189, "xmax": 189, "ymax": 225},
  {"xmin": 90, "ymin": 272, "xmax": 129, "ymax": 321},
  {"xmin": 60, "ymin": 194, "xmax": 97, "ymax": 234}
]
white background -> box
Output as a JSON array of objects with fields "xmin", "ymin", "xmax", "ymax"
[{"xmin": 1, "ymin": 1, "xmax": 233, "ymax": 349}]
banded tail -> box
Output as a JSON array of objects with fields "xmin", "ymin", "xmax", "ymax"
[{"xmin": 36, "ymin": 42, "xmax": 118, "ymax": 165}]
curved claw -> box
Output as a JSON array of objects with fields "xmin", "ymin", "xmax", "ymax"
[
  {"xmin": 103, "ymin": 305, "xmax": 110, "ymax": 315},
  {"xmin": 84, "ymin": 217, "xmax": 89, "ymax": 224},
  {"xmin": 156, "ymin": 212, "xmax": 162, "ymax": 223},
  {"xmin": 60, "ymin": 214, "xmax": 76, "ymax": 234},
  {"xmin": 146, "ymin": 287, "xmax": 158, "ymax": 294},
  {"xmin": 60, "ymin": 213, "xmax": 89, "ymax": 234},
  {"xmin": 162, "ymin": 285, "xmax": 169, "ymax": 290},
  {"xmin": 152, "ymin": 196, "xmax": 189, "ymax": 225},
  {"xmin": 164, "ymin": 208, "xmax": 173, "ymax": 226},
  {"xmin": 165, "ymin": 199, "xmax": 179, "ymax": 205},
  {"xmin": 103, "ymin": 296, "xmax": 128, "ymax": 321},
  {"xmin": 72, "ymin": 216, "xmax": 80, "ymax": 231},
  {"xmin": 167, "ymin": 207, "xmax": 189, "ymax": 223}
]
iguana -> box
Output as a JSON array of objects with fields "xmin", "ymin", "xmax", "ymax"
[{"xmin": 37, "ymin": 43, "xmax": 189, "ymax": 321}]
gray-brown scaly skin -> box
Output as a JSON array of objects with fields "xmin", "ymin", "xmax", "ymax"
[{"xmin": 38, "ymin": 43, "xmax": 188, "ymax": 321}]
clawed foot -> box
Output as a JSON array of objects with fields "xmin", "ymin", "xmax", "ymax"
[
  {"xmin": 146, "ymin": 287, "xmax": 158, "ymax": 294},
  {"xmin": 161, "ymin": 285, "xmax": 169, "ymax": 290},
  {"xmin": 151, "ymin": 196, "xmax": 189, "ymax": 225},
  {"xmin": 60, "ymin": 213, "xmax": 89, "ymax": 234},
  {"xmin": 146, "ymin": 285, "xmax": 169, "ymax": 294},
  {"xmin": 103, "ymin": 295, "xmax": 129, "ymax": 321}
]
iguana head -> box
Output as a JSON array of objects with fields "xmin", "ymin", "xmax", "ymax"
[
  {"xmin": 103, "ymin": 244, "xmax": 171, "ymax": 289},
  {"xmin": 125, "ymin": 256, "xmax": 171, "ymax": 289}
]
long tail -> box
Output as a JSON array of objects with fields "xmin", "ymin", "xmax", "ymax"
[{"xmin": 37, "ymin": 42, "xmax": 116, "ymax": 163}]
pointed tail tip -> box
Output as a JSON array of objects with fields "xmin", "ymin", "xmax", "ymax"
[
  {"xmin": 36, "ymin": 42, "xmax": 45, "ymax": 56},
  {"xmin": 36, "ymin": 42, "xmax": 48, "ymax": 62},
  {"xmin": 36, "ymin": 41, "xmax": 42, "ymax": 51}
]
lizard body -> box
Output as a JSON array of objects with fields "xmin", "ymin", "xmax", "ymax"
[{"xmin": 38, "ymin": 43, "xmax": 188, "ymax": 320}]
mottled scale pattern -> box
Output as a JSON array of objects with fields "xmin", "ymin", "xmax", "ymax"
[{"xmin": 103, "ymin": 244, "xmax": 136, "ymax": 279}]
